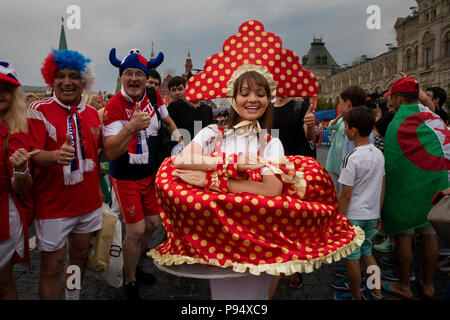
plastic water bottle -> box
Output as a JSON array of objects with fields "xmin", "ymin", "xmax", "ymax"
[{"xmin": 171, "ymin": 144, "xmax": 183, "ymax": 157}]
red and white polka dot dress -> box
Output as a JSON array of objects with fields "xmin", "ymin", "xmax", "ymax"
[{"xmin": 148, "ymin": 128, "xmax": 364, "ymax": 275}]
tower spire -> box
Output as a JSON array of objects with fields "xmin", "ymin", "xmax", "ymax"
[
  {"xmin": 185, "ymin": 41, "xmax": 193, "ymax": 78},
  {"xmin": 150, "ymin": 41, "xmax": 155, "ymax": 59},
  {"xmin": 58, "ymin": 17, "xmax": 68, "ymax": 50},
  {"xmin": 187, "ymin": 41, "xmax": 191, "ymax": 58}
]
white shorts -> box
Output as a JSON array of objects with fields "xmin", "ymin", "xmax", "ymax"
[
  {"xmin": 36, "ymin": 207, "xmax": 102, "ymax": 252},
  {"xmin": 0, "ymin": 195, "xmax": 25, "ymax": 270}
]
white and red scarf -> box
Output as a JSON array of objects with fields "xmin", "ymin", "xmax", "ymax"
[
  {"xmin": 121, "ymin": 88, "xmax": 155, "ymax": 164},
  {"xmin": 54, "ymin": 95, "xmax": 95, "ymax": 185}
]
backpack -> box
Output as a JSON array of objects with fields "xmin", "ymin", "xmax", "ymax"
[
  {"xmin": 292, "ymin": 100, "xmax": 316, "ymax": 159},
  {"xmin": 146, "ymin": 87, "xmax": 178, "ymax": 168}
]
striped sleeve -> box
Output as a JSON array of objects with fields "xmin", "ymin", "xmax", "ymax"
[
  {"xmin": 27, "ymin": 99, "xmax": 55, "ymax": 148},
  {"xmin": 155, "ymin": 88, "xmax": 168, "ymax": 119},
  {"xmin": 338, "ymin": 153, "xmax": 356, "ymax": 187},
  {"xmin": 341, "ymin": 149, "xmax": 356, "ymax": 169},
  {"xmin": 102, "ymin": 98, "xmax": 126, "ymax": 137}
]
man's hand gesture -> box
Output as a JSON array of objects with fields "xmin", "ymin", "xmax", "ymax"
[
  {"xmin": 303, "ymin": 104, "xmax": 316, "ymax": 128},
  {"xmin": 57, "ymin": 134, "xmax": 75, "ymax": 166},
  {"xmin": 9, "ymin": 149, "xmax": 40, "ymax": 172},
  {"xmin": 128, "ymin": 111, "xmax": 151, "ymax": 132}
]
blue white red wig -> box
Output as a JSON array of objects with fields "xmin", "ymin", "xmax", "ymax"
[{"xmin": 41, "ymin": 49, "xmax": 95, "ymax": 92}]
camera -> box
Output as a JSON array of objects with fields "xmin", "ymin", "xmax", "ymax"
[{"xmin": 366, "ymin": 92, "xmax": 387, "ymax": 112}]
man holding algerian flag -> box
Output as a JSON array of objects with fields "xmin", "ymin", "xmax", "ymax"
[{"xmin": 381, "ymin": 77, "xmax": 450, "ymax": 299}]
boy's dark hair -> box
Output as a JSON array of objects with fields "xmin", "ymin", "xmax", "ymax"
[
  {"xmin": 343, "ymin": 106, "xmax": 375, "ymax": 137},
  {"xmin": 148, "ymin": 69, "xmax": 161, "ymax": 83},
  {"xmin": 168, "ymin": 76, "xmax": 186, "ymax": 90},
  {"xmin": 426, "ymin": 87, "xmax": 447, "ymax": 108},
  {"xmin": 391, "ymin": 92, "xmax": 419, "ymax": 104},
  {"xmin": 340, "ymin": 86, "xmax": 366, "ymax": 107}
]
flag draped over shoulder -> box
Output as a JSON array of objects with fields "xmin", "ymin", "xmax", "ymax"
[{"xmin": 383, "ymin": 104, "xmax": 450, "ymax": 235}]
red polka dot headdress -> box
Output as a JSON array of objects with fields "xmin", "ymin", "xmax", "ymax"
[{"xmin": 185, "ymin": 20, "xmax": 319, "ymax": 103}]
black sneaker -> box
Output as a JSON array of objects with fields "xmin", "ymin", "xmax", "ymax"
[
  {"xmin": 124, "ymin": 281, "xmax": 141, "ymax": 300},
  {"xmin": 332, "ymin": 268, "xmax": 347, "ymax": 278},
  {"xmin": 379, "ymin": 255, "xmax": 396, "ymax": 267},
  {"xmin": 136, "ymin": 267, "xmax": 156, "ymax": 285},
  {"xmin": 381, "ymin": 268, "xmax": 415, "ymax": 282}
]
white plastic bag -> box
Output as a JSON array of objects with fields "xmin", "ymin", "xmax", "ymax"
[
  {"xmin": 87, "ymin": 203, "xmax": 118, "ymax": 271},
  {"xmin": 90, "ymin": 194, "xmax": 124, "ymax": 288}
]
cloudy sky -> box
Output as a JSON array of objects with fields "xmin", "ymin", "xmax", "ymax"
[{"xmin": 0, "ymin": 0, "xmax": 416, "ymax": 92}]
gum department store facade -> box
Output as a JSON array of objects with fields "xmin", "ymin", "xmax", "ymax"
[{"xmin": 303, "ymin": 0, "xmax": 450, "ymax": 102}]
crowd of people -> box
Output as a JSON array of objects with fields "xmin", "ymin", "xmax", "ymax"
[
  {"xmin": 0, "ymin": 40, "xmax": 449, "ymax": 301},
  {"xmin": 324, "ymin": 79, "xmax": 449, "ymax": 300}
]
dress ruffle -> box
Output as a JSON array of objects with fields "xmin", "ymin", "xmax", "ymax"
[{"xmin": 148, "ymin": 156, "xmax": 364, "ymax": 276}]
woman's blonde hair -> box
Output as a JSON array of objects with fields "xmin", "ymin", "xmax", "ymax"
[
  {"xmin": 2, "ymin": 86, "xmax": 28, "ymax": 134},
  {"xmin": 88, "ymin": 93, "xmax": 100, "ymax": 105}
]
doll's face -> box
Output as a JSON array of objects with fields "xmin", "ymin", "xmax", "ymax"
[{"xmin": 234, "ymin": 80, "xmax": 268, "ymax": 122}]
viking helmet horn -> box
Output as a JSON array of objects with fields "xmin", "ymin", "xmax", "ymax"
[
  {"xmin": 109, "ymin": 48, "xmax": 122, "ymax": 67},
  {"xmin": 148, "ymin": 52, "xmax": 164, "ymax": 69}
]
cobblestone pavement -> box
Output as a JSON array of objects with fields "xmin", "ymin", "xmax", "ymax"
[{"xmin": 13, "ymin": 147, "xmax": 450, "ymax": 300}]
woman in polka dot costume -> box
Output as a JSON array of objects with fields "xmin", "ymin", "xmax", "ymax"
[{"xmin": 148, "ymin": 66, "xmax": 365, "ymax": 280}]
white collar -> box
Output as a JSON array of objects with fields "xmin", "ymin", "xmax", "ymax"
[
  {"xmin": 53, "ymin": 94, "xmax": 85, "ymax": 112},
  {"xmin": 120, "ymin": 87, "xmax": 146, "ymax": 106}
]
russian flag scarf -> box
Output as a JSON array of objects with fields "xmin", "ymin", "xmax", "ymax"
[
  {"xmin": 54, "ymin": 95, "xmax": 95, "ymax": 185},
  {"xmin": 121, "ymin": 88, "xmax": 153, "ymax": 165}
]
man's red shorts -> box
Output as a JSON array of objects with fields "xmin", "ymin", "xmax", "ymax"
[{"xmin": 111, "ymin": 175, "xmax": 159, "ymax": 224}]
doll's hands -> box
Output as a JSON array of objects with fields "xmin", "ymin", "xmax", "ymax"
[
  {"xmin": 172, "ymin": 169, "xmax": 207, "ymax": 188},
  {"xmin": 236, "ymin": 153, "xmax": 264, "ymax": 171}
]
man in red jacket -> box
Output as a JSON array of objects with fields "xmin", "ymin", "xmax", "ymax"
[
  {"xmin": 104, "ymin": 48, "xmax": 182, "ymax": 299},
  {"xmin": 28, "ymin": 50, "xmax": 102, "ymax": 300}
]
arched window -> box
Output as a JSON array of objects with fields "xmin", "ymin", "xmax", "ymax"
[
  {"xmin": 445, "ymin": 32, "xmax": 450, "ymax": 58},
  {"xmin": 422, "ymin": 31, "xmax": 435, "ymax": 68},
  {"xmin": 406, "ymin": 49, "xmax": 412, "ymax": 70},
  {"xmin": 426, "ymin": 47, "xmax": 432, "ymax": 67},
  {"xmin": 414, "ymin": 46, "xmax": 418, "ymax": 67}
]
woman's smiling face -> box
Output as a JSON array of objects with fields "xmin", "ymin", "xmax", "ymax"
[
  {"xmin": 234, "ymin": 79, "xmax": 269, "ymax": 122},
  {"xmin": 0, "ymin": 83, "xmax": 13, "ymax": 114}
]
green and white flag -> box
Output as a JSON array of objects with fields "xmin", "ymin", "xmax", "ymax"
[{"xmin": 383, "ymin": 104, "xmax": 449, "ymax": 235}]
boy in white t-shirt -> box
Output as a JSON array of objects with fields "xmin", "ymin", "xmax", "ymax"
[{"xmin": 335, "ymin": 106, "xmax": 385, "ymax": 300}]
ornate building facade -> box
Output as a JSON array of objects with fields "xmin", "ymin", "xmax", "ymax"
[{"xmin": 307, "ymin": 0, "xmax": 450, "ymax": 102}]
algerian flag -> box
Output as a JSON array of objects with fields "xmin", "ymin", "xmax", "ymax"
[{"xmin": 383, "ymin": 104, "xmax": 449, "ymax": 235}]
